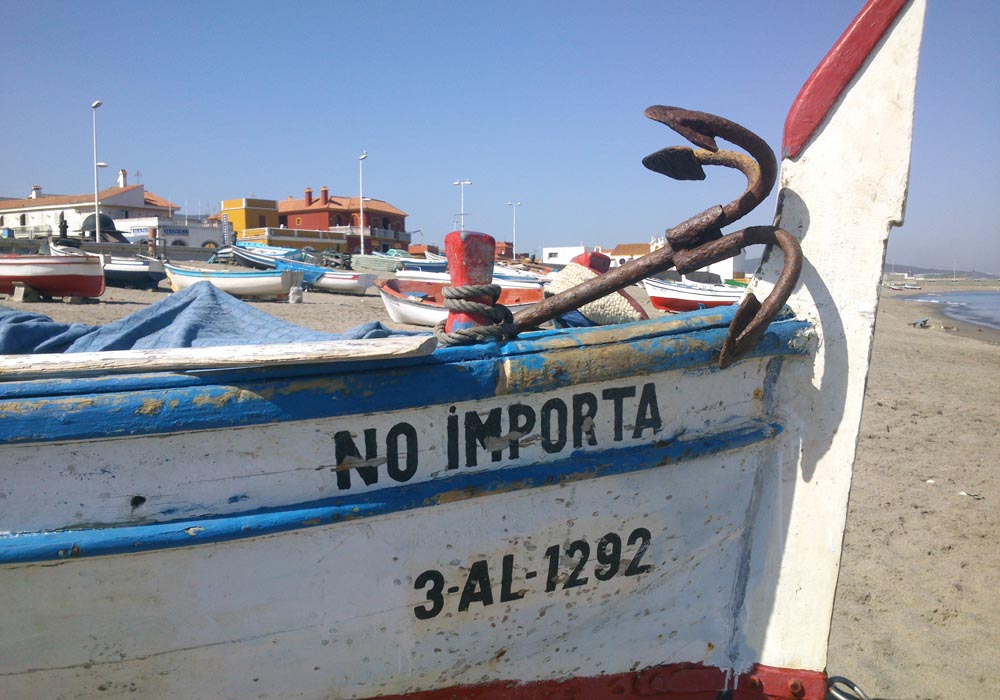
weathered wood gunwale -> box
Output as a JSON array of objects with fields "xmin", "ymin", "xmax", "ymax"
[{"xmin": 0, "ymin": 306, "xmax": 810, "ymax": 445}]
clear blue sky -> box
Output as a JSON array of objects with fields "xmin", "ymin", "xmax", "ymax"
[{"xmin": 2, "ymin": 1, "xmax": 997, "ymax": 273}]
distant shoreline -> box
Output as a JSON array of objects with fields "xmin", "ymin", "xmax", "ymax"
[{"xmin": 880, "ymin": 280, "xmax": 1000, "ymax": 345}]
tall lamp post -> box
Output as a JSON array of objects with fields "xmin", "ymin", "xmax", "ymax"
[
  {"xmin": 453, "ymin": 178, "xmax": 472, "ymax": 231},
  {"xmin": 358, "ymin": 150, "xmax": 368, "ymax": 254},
  {"xmin": 91, "ymin": 100, "xmax": 104, "ymax": 240},
  {"xmin": 506, "ymin": 201, "xmax": 522, "ymax": 260}
]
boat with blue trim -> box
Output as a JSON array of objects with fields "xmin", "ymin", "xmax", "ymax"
[
  {"xmin": 0, "ymin": 1, "xmax": 925, "ymax": 698},
  {"xmin": 163, "ymin": 261, "xmax": 310, "ymax": 297},
  {"xmin": 48, "ymin": 239, "xmax": 166, "ymax": 290}
]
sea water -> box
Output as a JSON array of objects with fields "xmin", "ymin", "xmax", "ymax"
[{"xmin": 903, "ymin": 290, "xmax": 1000, "ymax": 330}]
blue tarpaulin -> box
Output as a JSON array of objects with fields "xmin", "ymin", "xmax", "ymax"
[{"xmin": 0, "ymin": 282, "xmax": 412, "ymax": 354}]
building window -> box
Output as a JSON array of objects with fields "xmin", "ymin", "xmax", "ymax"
[
  {"xmin": 20, "ymin": 214, "xmax": 26, "ymax": 226},
  {"xmin": 335, "ymin": 215, "xmax": 342, "ymax": 226},
  {"xmin": 258, "ymin": 215, "xmax": 266, "ymax": 227},
  {"xmin": 295, "ymin": 217, "xmax": 302, "ymax": 225}
]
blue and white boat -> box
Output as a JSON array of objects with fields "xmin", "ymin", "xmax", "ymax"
[
  {"xmin": 230, "ymin": 242, "xmax": 300, "ymax": 269},
  {"xmin": 274, "ymin": 257, "xmax": 376, "ymax": 295},
  {"xmin": 377, "ymin": 249, "xmax": 450, "ymax": 273},
  {"xmin": 164, "ymin": 262, "xmax": 310, "ymax": 297},
  {"xmin": 0, "ymin": 2, "xmax": 925, "ymax": 698}
]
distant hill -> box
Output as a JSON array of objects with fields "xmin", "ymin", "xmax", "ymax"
[
  {"xmin": 744, "ymin": 258, "xmax": 998, "ymax": 280},
  {"xmin": 882, "ymin": 263, "xmax": 998, "ymax": 280}
]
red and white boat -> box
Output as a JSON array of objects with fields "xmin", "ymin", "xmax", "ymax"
[
  {"xmin": 643, "ymin": 275, "xmax": 745, "ymax": 312},
  {"xmin": 0, "ymin": 2, "xmax": 925, "ymax": 699},
  {"xmin": 376, "ymin": 276, "xmax": 545, "ymax": 327},
  {"xmin": 0, "ymin": 254, "xmax": 105, "ymax": 298}
]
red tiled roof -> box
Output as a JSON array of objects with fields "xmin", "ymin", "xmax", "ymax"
[
  {"xmin": 608, "ymin": 243, "xmax": 652, "ymax": 256},
  {"xmin": 143, "ymin": 191, "xmax": 179, "ymax": 209},
  {"xmin": 0, "ymin": 185, "xmax": 178, "ymax": 211},
  {"xmin": 278, "ymin": 194, "xmax": 407, "ymax": 217}
]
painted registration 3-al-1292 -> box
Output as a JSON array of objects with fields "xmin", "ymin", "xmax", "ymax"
[{"xmin": 412, "ymin": 526, "xmax": 654, "ymax": 620}]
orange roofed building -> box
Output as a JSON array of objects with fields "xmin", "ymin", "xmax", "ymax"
[{"xmin": 278, "ymin": 187, "xmax": 408, "ymax": 254}]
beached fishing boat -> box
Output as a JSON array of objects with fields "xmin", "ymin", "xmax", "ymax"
[
  {"xmin": 0, "ymin": 2, "xmax": 924, "ymax": 699},
  {"xmin": 163, "ymin": 262, "xmax": 305, "ymax": 297},
  {"xmin": 274, "ymin": 257, "xmax": 376, "ymax": 295},
  {"xmin": 380, "ymin": 249, "xmax": 450, "ymax": 273},
  {"xmin": 643, "ymin": 275, "xmax": 745, "ymax": 312},
  {"xmin": 376, "ymin": 275, "xmax": 545, "ymax": 326},
  {"xmin": 230, "ymin": 242, "xmax": 292, "ymax": 269},
  {"xmin": 396, "ymin": 268, "xmax": 545, "ymax": 290},
  {"xmin": 228, "ymin": 244, "xmax": 375, "ymax": 294},
  {"xmin": 0, "ymin": 253, "xmax": 105, "ymax": 298},
  {"xmin": 352, "ymin": 252, "xmax": 406, "ymax": 273},
  {"xmin": 48, "ymin": 240, "xmax": 166, "ymax": 290}
]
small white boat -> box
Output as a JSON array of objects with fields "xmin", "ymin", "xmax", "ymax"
[
  {"xmin": 396, "ymin": 269, "xmax": 544, "ymax": 290},
  {"xmin": 376, "ymin": 278, "xmax": 544, "ymax": 326},
  {"xmin": 229, "ymin": 243, "xmax": 304, "ymax": 270},
  {"xmin": 273, "ymin": 258, "xmax": 375, "ymax": 295},
  {"xmin": 642, "ymin": 275, "xmax": 745, "ymax": 312},
  {"xmin": 48, "ymin": 241, "xmax": 165, "ymax": 290},
  {"xmin": 164, "ymin": 263, "xmax": 303, "ymax": 297},
  {"xmin": 350, "ymin": 253, "xmax": 406, "ymax": 273},
  {"xmin": 0, "ymin": 254, "xmax": 105, "ymax": 298},
  {"xmin": 378, "ymin": 250, "xmax": 449, "ymax": 273}
]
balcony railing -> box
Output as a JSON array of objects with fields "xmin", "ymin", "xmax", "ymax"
[
  {"xmin": 328, "ymin": 226, "xmax": 410, "ymax": 244},
  {"xmin": 5, "ymin": 225, "xmax": 54, "ymax": 239}
]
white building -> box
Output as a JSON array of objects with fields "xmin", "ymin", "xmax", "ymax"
[
  {"xmin": 650, "ymin": 236, "xmax": 746, "ymax": 281},
  {"xmin": 539, "ymin": 245, "xmax": 598, "ymax": 268},
  {"xmin": 117, "ymin": 216, "xmax": 226, "ymax": 248},
  {"xmin": 0, "ymin": 171, "xmax": 177, "ymax": 240}
]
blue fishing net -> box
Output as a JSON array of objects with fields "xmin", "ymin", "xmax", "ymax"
[{"xmin": 0, "ymin": 282, "xmax": 411, "ymax": 354}]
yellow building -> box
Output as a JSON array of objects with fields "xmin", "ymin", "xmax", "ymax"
[{"xmin": 218, "ymin": 198, "xmax": 280, "ymax": 238}]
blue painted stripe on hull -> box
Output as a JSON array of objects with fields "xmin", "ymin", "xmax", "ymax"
[
  {"xmin": 0, "ymin": 422, "xmax": 781, "ymax": 564},
  {"xmin": 0, "ymin": 306, "xmax": 754, "ymax": 400},
  {"xmin": 0, "ymin": 318, "xmax": 809, "ymax": 445},
  {"xmin": 163, "ymin": 264, "xmax": 284, "ymax": 279}
]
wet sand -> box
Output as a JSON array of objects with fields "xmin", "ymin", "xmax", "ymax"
[{"xmin": 3, "ymin": 277, "xmax": 998, "ymax": 699}]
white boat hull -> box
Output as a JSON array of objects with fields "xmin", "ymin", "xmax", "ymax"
[
  {"xmin": 378, "ymin": 285, "xmax": 451, "ymax": 325},
  {"xmin": 164, "ymin": 264, "xmax": 301, "ymax": 297},
  {"xmin": 0, "ymin": 337, "xmax": 796, "ymax": 699},
  {"xmin": 0, "ymin": 254, "xmax": 105, "ymax": 297},
  {"xmin": 396, "ymin": 269, "xmax": 544, "ymax": 290},
  {"xmin": 312, "ymin": 269, "xmax": 377, "ymax": 294},
  {"xmin": 49, "ymin": 242, "xmax": 166, "ymax": 289},
  {"xmin": 642, "ymin": 276, "xmax": 744, "ymax": 312},
  {"xmin": 377, "ymin": 281, "xmax": 542, "ymax": 327}
]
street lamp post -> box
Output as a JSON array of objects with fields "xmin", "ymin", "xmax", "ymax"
[
  {"xmin": 506, "ymin": 201, "xmax": 522, "ymax": 260},
  {"xmin": 91, "ymin": 100, "xmax": 103, "ymax": 240},
  {"xmin": 358, "ymin": 150, "xmax": 368, "ymax": 254},
  {"xmin": 453, "ymin": 179, "xmax": 472, "ymax": 231}
]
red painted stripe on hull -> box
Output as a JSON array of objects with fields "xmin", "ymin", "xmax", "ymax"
[
  {"xmin": 368, "ymin": 662, "xmax": 827, "ymax": 700},
  {"xmin": 782, "ymin": 0, "xmax": 910, "ymax": 159},
  {"xmin": 0, "ymin": 274, "xmax": 105, "ymax": 297},
  {"xmin": 648, "ymin": 297, "xmax": 736, "ymax": 313}
]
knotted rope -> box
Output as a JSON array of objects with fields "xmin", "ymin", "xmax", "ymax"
[{"xmin": 433, "ymin": 284, "xmax": 518, "ymax": 346}]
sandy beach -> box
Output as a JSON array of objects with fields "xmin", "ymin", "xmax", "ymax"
[
  {"xmin": 826, "ymin": 280, "xmax": 999, "ymax": 700},
  {"xmin": 2, "ymin": 277, "xmax": 997, "ymax": 700}
]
